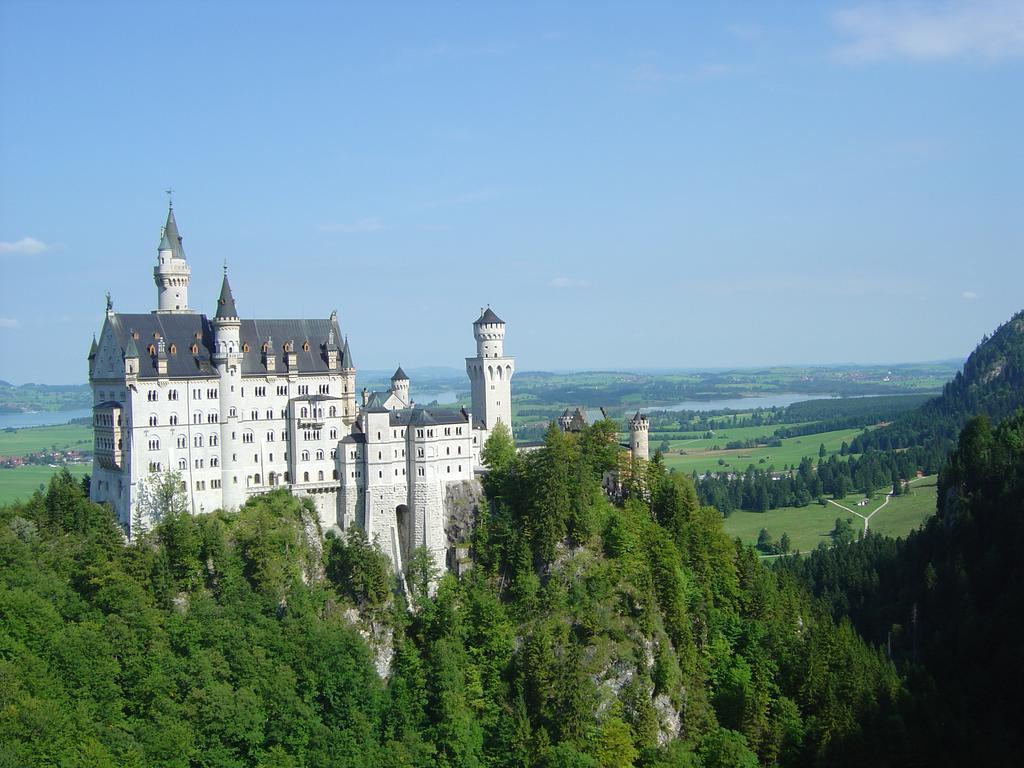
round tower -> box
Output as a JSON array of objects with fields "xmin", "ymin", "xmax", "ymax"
[
  {"xmin": 390, "ymin": 365, "xmax": 410, "ymax": 406},
  {"xmin": 629, "ymin": 411, "xmax": 649, "ymax": 462},
  {"xmin": 212, "ymin": 269, "xmax": 245, "ymax": 510},
  {"xmin": 153, "ymin": 203, "xmax": 192, "ymax": 313}
]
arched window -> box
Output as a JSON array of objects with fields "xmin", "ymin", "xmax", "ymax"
[
  {"xmin": 301, "ymin": 450, "xmax": 309, "ymax": 461},
  {"xmin": 242, "ymin": 343, "xmax": 250, "ymax": 353},
  {"xmin": 177, "ymin": 435, "xmax": 186, "ymax": 448},
  {"xmin": 169, "ymin": 414, "xmax": 178, "ymax": 425},
  {"xmin": 318, "ymin": 470, "xmax": 324, "ymax": 481},
  {"xmin": 211, "ymin": 457, "xmax": 219, "ymax": 467},
  {"xmin": 148, "ymin": 344, "xmax": 156, "ymax": 356},
  {"xmin": 169, "ymin": 343, "xmax": 177, "ymax": 355},
  {"xmin": 329, "ymin": 406, "xmax": 336, "ymax": 417},
  {"xmin": 315, "ymin": 449, "xmax": 324, "ymax": 460},
  {"xmin": 303, "ymin": 471, "xmax": 309, "ymax": 482},
  {"xmin": 178, "ymin": 458, "xmax": 187, "ymax": 470},
  {"xmin": 194, "ymin": 435, "xmax": 203, "ymax": 447},
  {"xmin": 191, "ymin": 343, "xmax": 199, "ymax": 355},
  {"xmin": 302, "ymin": 341, "xmax": 310, "ymax": 352},
  {"xmin": 301, "ymin": 407, "xmax": 308, "ymax": 418},
  {"xmin": 210, "ymin": 434, "xmax": 218, "ymax": 446},
  {"xmin": 253, "ymin": 473, "xmax": 261, "ymax": 485}
]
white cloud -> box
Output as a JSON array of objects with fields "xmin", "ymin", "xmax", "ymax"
[
  {"xmin": 833, "ymin": 1, "xmax": 1024, "ymax": 62},
  {"xmin": 319, "ymin": 217, "xmax": 385, "ymax": 234},
  {"xmin": 549, "ymin": 277, "xmax": 589, "ymax": 289},
  {"xmin": 962, "ymin": 290, "xmax": 978, "ymax": 300},
  {"xmin": 0, "ymin": 318, "xmax": 20, "ymax": 329},
  {"xmin": 0, "ymin": 236, "xmax": 50, "ymax": 255}
]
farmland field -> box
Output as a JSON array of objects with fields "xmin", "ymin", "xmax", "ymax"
[
  {"xmin": 656, "ymin": 426, "xmax": 868, "ymax": 475},
  {"xmin": 722, "ymin": 475, "xmax": 938, "ymax": 553},
  {"xmin": 0, "ymin": 464, "xmax": 91, "ymax": 505},
  {"xmin": 0, "ymin": 423, "xmax": 92, "ymax": 456}
]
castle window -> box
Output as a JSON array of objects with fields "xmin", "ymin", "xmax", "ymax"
[
  {"xmin": 316, "ymin": 450, "xmax": 324, "ymax": 460},
  {"xmin": 242, "ymin": 432, "xmax": 254, "ymax": 444},
  {"xmin": 153, "ymin": 331, "xmax": 161, "ymax": 340},
  {"xmin": 148, "ymin": 344, "xmax": 156, "ymax": 356},
  {"xmin": 447, "ymin": 466, "xmax": 450, "ymax": 474},
  {"xmin": 178, "ymin": 459, "xmax": 187, "ymax": 470},
  {"xmin": 169, "ymin": 390, "xmax": 179, "ymax": 401},
  {"xmin": 254, "ymin": 473, "xmax": 261, "ymax": 485},
  {"xmin": 195, "ymin": 458, "xmax": 203, "ymax": 469},
  {"xmin": 458, "ymin": 465, "xmax": 462, "ymax": 472},
  {"xmin": 330, "ymin": 449, "xmax": 336, "ymax": 459},
  {"xmin": 284, "ymin": 472, "xmax": 290, "ymax": 482},
  {"xmin": 149, "ymin": 415, "xmax": 158, "ymax": 426},
  {"xmin": 266, "ymin": 409, "xmax": 273, "ymax": 419},
  {"xmin": 194, "ymin": 331, "xmax": 202, "ymax": 340},
  {"xmin": 330, "ymin": 428, "xmax": 337, "ymax": 440},
  {"xmin": 208, "ymin": 388, "xmax": 218, "ymax": 399},
  {"xmin": 302, "ymin": 341, "xmax": 310, "ymax": 352},
  {"xmin": 417, "ymin": 467, "xmax": 425, "ymax": 477},
  {"xmin": 194, "ymin": 435, "xmax": 203, "ymax": 447},
  {"xmin": 261, "ymin": 342, "xmax": 269, "ymax": 353},
  {"xmin": 417, "ymin": 448, "xmax": 424, "ymax": 458},
  {"xmin": 329, "ymin": 406, "xmax": 336, "ymax": 418},
  {"xmin": 267, "ymin": 431, "xmax": 274, "ymax": 442},
  {"xmin": 251, "ymin": 410, "xmax": 259, "ymax": 420},
  {"xmin": 256, "ymin": 386, "xmax": 266, "ymax": 397},
  {"xmin": 333, "ymin": 469, "xmax": 338, "ymax": 480},
  {"xmin": 211, "ymin": 457, "xmax": 219, "ymax": 467},
  {"xmin": 208, "ymin": 413, "xmax": 217, "ymax": 423},
  {"xmin": 212, "ymin": 478, "xmax": 221, "ymax": 488},
  {"xmin": 242, "ymin": 343, "xmax": 250, "ymax": 353},
  {"xmin": 303, "ymin": 472, "xmax": 309, "ymax": 482},
  {"xmin": 446, "ymin": 447, "xmax": 450, "ymax": 455},
  {"xmin": 229, "ymin": 407, "xmax": 236, "ymax": 418},
  {"xmin": 318, "ymin": 470, "xmax": 324, "ymax": 481},
  {"xmin": 148, "ymin": 390, "xmax": 158, "ymax": 402},
  {"xmin": 169, "ymin": 414, "xmax": 178, "ymax": 426},
  {"xmin": 301, "ymin": 450, "xmax": 309, "ymax": 461},
  {"xmin": 210, "ymin": 434, "xmax": 218, "ymax": 446},
  {"xmin": 169, "ymin": 344, "xmax": 177, "ymax": 355},
  {"xmin": 277, "ymin": 385, "xmax": 287, "ymax": 396},
  {"xmin": 191, "ymin": 344, "xmax": 199, "ymax": 355},
  {"xmin": 301, "ymin": 407, "xmax": 308, "ymax": 418},
  {"xmin": 298, "ymin": 385, "xmax": 309, "ymax": 395},
  {"xmin": 148, "ymin": 438, "xmax": 160, "ymax": 451},
  {"xmin": 177, "ymin": 436, "xmax": 187, "ymax": 449},
  {"xmin": 269, "ymin": 453, "xmax": 273, "ymax": 462},
  {"xmin": 319, "ymin": 384, "xmax": 329, "ymax": 394}
]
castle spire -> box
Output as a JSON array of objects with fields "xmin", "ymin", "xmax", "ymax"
[
  {"xmin": 214, "ymin": 269, "xmax": 238, "ymax": 320},
  {"xmin": 158, "ymin": 203, "xmax": 186, "ymax": 260}
]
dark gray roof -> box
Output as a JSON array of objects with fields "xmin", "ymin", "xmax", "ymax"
[
  {"xmin": 215, "ymin": 274, "xmax": 238, "ymax": 319},
  {"xmin": 388, "ymin": 406, "xmax": 469, "ymax": 427},
  {"xmin": 391, "ymin": 365, "xmax": 408, "ymax": 381},
  {"xmin": 88, "ymin": 336, "xmax": 98, "ymax": 360},
  {"xmin": 341, "ymin": 337, "xmax": 354, "ymax": 369},
  {"xmin": 124, "ymin": 334, "xmax": 139, "ymax": 359},
  {"xmin": 104, "ymin": 313, "xmax": 346, "ymax": 380},
  {"xmin": 158, "ymin": 206, "xmax": 186, "ymax": 260},
  {"xmin": 474, "ymin": 307, "xmax": 503, "ymax": 325},
  {"xmin": 363, "ymin": 391, "xmax": 390, "ymax": 413}
]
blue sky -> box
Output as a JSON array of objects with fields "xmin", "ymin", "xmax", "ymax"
[{"xmin": 1, "ymin": 1, "xmax": 1022, "ymax": 384}]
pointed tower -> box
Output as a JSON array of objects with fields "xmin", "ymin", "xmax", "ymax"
[
  {"xmin": 212, "ymin": 269, "xmax": 245, "ymax": 509},
  {"xmin": 390, "ymin": 365, "xmax": 410, "ymax": 406},
  {"xmin": 340, "ymin": 335, "xmax": 356, "ymax": 424},
  {"xmin": 153, "ymin": 202, "xmax": 192, "ymax": 313},
  {"xmin": 466, "ymin": 307, "xmax": 515, "ymax": 436}
]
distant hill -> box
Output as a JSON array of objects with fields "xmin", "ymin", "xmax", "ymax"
[
  {"xmin": 851, "ymin": 310, "xmax": 1024, "ymax": 453},
  {"xmin": 0, "ymin": 381, "xmax": 91, "ymax": 413}
]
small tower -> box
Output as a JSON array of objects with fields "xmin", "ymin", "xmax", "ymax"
[
  {"xmin": 212, "ymin": 269, "xmax": 244, "ymax": 510},
  {"xmin": 341, "ymin": 336, "xmax": 356, "ymax": 424},
  {"xmin": 391, "ymin": 365, "xmax": 410, "ymax": 407},
  {"xmin": 153, "ymin": 203, "xmax": 192, "ymax": 313},
  {"xmin": 466, "ymin": 307, "xmax": 515, "ymax": 434},
  {"xmin": 628, "ymin": 411, "xmax": 649, "ymax": 462}
]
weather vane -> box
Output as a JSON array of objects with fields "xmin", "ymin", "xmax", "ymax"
[{"xmin": 165, "ymin": 187, "xmax": 173, "ymax": 208}]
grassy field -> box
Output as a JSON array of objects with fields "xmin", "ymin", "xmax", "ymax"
[
  {"xmin": 657, "ymin": 426, "xmax": 867, "ymax": 475},
  {"xmin": 722, "ymin": 475, "xmax": 938, "ymax": 553},
  {"xmin": 0, "ymin": 463, "xmax": 91, "ymax": 505},
  {"xmin": 0, "ymin": 423, "xmax": 92, "ymax": 455}
]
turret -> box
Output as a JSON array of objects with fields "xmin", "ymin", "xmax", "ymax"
[
  {"xmin": 123, "ymin": 334, "xmax": 139, "ymax": 379},
  {"xmin": 341, "ymin": 336, "xmax": 356, "ymax": 424},
  {"xmin": 628, "ymin": 411, "xmax": 649, "ymax": 462},
  {"xmin": 466, "ymin": 306, "xmax": 514, "ymax": 435},
  {"xmin": 324, "ymin": 314, "xmax": 341, "ymax": 371},
  {"xmin": 391, "ymin": 365, "xmax": 410, "ymax": 406},
  {"xmin": 212, "ymin": 269, "xmax": 244, "ymax": 509},
  {"xmin": 153, "ymin": 203, "xmax": 192, "ymax": 313},
  {"xmin": 87, "ymin": 335, "xmax": 98, "ymax": 377}
]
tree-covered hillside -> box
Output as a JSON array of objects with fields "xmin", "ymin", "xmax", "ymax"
[
  {"xmin": 781, "ymin": 412, "xmax": 1024, "ymax": 764},
  {"xmin": 1, "ymin": 426, "xmax": 914, "ymax": 767},
  {"xmin": 850, "ymin": 310, "xmax": 1024, "ymax": 454}
]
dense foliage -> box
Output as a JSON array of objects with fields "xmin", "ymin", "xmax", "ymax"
[
  {"xmin": 779, "ymin": 411, "xmax": 1024, "ymax": 764},
  {"xmin": 1, "ymin": 427, "xmax": 914, "ymax": 766}
]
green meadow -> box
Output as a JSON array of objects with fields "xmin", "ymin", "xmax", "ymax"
[
  {"xmin": 0, "ymin": 464, "xmax": 91, "ymax": 505},
  {"xmin": 0, "ymin": 423, "xmax": 92, "ymax": 456},
  {"xmin": 655, "ymin": 426, "xmax": 868, "ymax": 475},
  {"xmin": 722, "ymin": 475, "xmax": 938, "ymax": 554}
]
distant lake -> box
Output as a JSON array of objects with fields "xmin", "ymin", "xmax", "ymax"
[
  {"xmin": 0, "ymin": 408, "xmax": 93, "ymax": 429},
  {"xmin": 652, "ymin": 393, "xmax": 836, "ymax": 413}
]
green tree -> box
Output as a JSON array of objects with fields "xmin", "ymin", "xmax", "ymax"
[{"xmin": 133, "ymin": 469, "xmax": 188, "ymax": 536}]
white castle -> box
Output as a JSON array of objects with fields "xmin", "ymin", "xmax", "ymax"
[{"xmin": 88, "ymin": 204, "xmax": 513, "ymax": 573}]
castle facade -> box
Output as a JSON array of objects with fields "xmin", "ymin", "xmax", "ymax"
[{"xmin": 88, "ymin": 205, "xmax": 512, "ymax": 572}]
